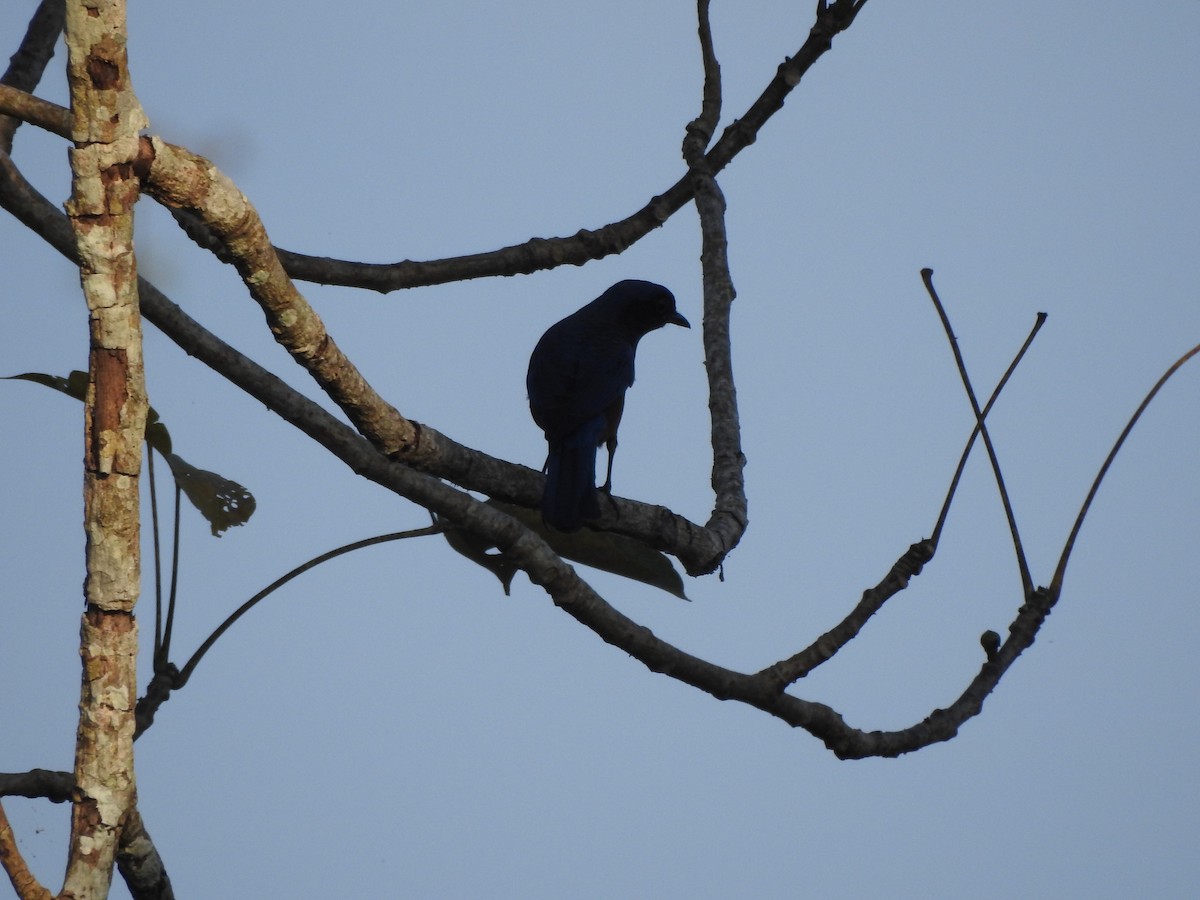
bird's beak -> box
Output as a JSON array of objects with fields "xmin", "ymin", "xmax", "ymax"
[{"xmin": 670, "ymin": 311, "xmax": 691, "ymax": 328}]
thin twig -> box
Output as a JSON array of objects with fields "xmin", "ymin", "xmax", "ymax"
[
  {"xmin": 756, "ymin": 539, "xmax": 934, "ymax": 687},
  {"xmin": 148, "ymin": 446, "xmax": 165, "ymax": 665},
  {"xmin": 930, "ymin": 310, "xmax": 1047, "ymax": 546},
  {"xmin": 760, "ymin": 295, "xmax": 1045, "ymax": 689},
  {"xmin": 175, "ymin": 526, "xmax": 444, "ymax": 687},
  {"xmin": 160, "ymin": 482, "xmax": 183, "ymax": 663},
  {"xmin": 1050, "ymin": 340, "xmax": 1200, "ymax": 595},
  {"xmin": 134, "ymin": 526, "xmax": 446, "ymax": 738},
  {"xmin": 922, "ymin": 268, "xmax": 1032, "ymax": 595}
]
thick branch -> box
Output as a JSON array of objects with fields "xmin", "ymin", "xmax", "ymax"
[
  {"xmin": 116, "ymin": 807, "xmax": 175, "ymax": 900},
  {"xmin": 0, "ymin": 770, "xmax": 75, "ymax": 803},
  {"xmin": 684, "ymin": 0, "xmax": 749, "ymax": 551},
  {"xmin": 137, "ymin": 136, "xmax": 419, "ymax": 459}
]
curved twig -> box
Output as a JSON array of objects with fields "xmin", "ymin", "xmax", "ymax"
[
  {"xmin": 134, "ymin": 525, "xmax": 445, "ymax": 738},
  {"xmin": 175, "ymin": 526, "xmax": 444, "ymax": 688},
  {"xmin": 1049, "ymin": 340, "xmax": 1200, "ymax": 596}
]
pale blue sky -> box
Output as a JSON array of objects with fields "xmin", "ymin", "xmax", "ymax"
[{"xmin": 3, "ymin": 3, "xmax": 1199, "ymax": 898}]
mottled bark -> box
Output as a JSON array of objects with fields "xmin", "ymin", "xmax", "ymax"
[{"xmin": 62, "ymin": 0, "xmax": 148, "ymax": 897}]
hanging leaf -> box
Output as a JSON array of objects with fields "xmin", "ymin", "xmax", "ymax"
[
  {"xmin": 6, "ymin": 369, "xmax": 90, "ymax": 400},
  {"xmin": 442, "ymin": 499, "xmax": 688, "ymax": 600},
  {"xmin": 6, "ymin": 370, "xmax": 255, "ymax": 535},
  {"xmin": 441, "ymin": 518, "xmax": 520, "ymax": 595},
  {"xmin": 163, "ymin": 453, "xmax": 256, "ymax": 537}
]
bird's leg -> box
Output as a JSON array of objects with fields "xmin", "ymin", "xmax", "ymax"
[
  {"xmin": 599, "ymin": 396, "xmax": 624, "ymax": 494},
  {"xmin": 600, "ymin": 436, "xmax": 617, "ymax": 493}
]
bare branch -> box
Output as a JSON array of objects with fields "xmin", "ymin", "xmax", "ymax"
[
  {"xmin": 0, "ymin": 0, "xmax": 64, "ymax": 154},
  {"xmin": 285, "ymin": 3, "xmax": 870, "ymax": 291},
  {"xmin": 682, "ymin": 0, "xmax": 748, "ymax": 551},
  {"xmin": 136, "ymin": 134, "xmax": 420, "ymax": 452},
  {"xmin": 684, "ymin": 0, "xmax": 722, "ymax": 154},
  {"xmin": 0, "ymin": 1, "xmax": 871, "ymax": 295},
  {"xmin": 756, "ymin": 540, "xmax": 935, "ymax": 688},
  {"xmin": 116, "ymin": 806, "xmax": 175, "ymax": 900},
  {"xmin": 0, "ymin": 779, "xmax": 174, "ymax": 900},
  {"xmin": 0, "ymin": 82, "xmax": 72, "ymax": 137},
  {"xmin": 0, "ymin": 770, "xmax": 74, "ymax": 802}
]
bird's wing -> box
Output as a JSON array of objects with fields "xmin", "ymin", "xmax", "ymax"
[{"xmin": 528, "ymin": 327, "xmax": 633, "ymax": 440}]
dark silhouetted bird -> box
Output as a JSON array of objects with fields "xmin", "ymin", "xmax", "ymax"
[{"xmin": 527, "ymin": 280, "xmax": 690, "ymax": 532}]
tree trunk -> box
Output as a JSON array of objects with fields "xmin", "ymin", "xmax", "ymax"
[{"xmin": 61, "ymin": 1, "xmax": 148, "ymax": 897}]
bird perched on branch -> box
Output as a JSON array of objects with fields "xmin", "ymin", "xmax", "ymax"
[{"xmin": 527, "ymin": 280, "xmax": 690, "ymax": 532}]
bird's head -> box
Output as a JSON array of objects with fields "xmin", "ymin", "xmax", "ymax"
[{"xmin": 605, "ymin": 279, "xmax": 691, "ymax": 339}]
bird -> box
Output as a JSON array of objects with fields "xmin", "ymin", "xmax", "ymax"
[{"xmin": 527, "ymin": 279, "xmax": 690, "ymax": 532}]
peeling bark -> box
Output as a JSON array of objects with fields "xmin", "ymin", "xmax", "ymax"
[{"xmin": 62, "ymin": 1, "xmax": 148, "ymax": 897}]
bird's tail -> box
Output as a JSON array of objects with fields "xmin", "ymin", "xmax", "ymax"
[{"xmin": 542, "ymin": 416, "xmax": 604, "ymax": 532}]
